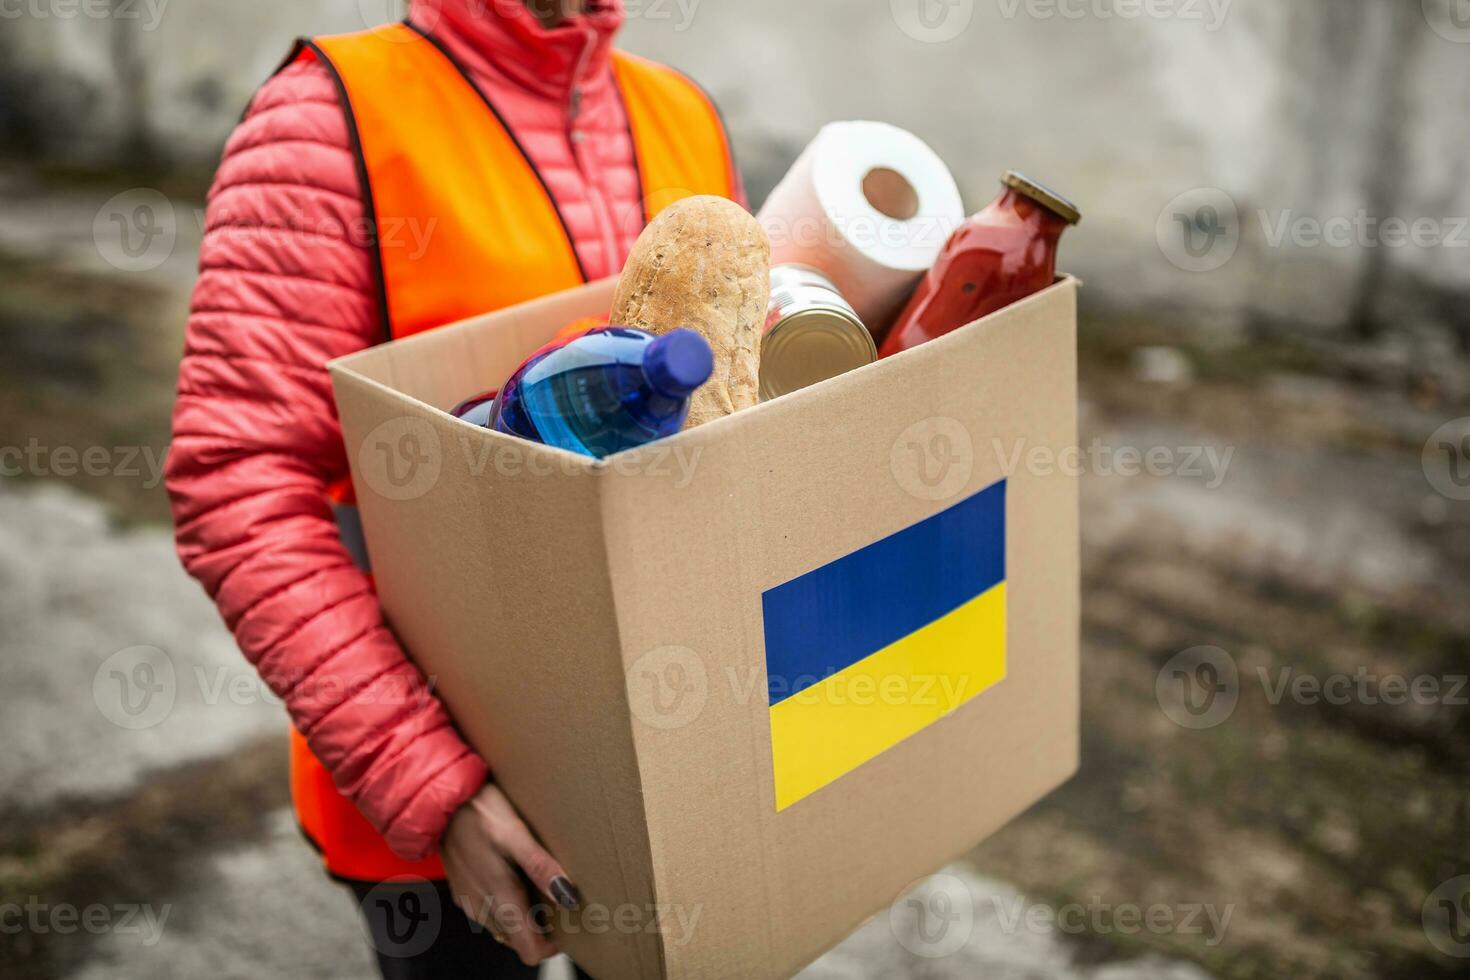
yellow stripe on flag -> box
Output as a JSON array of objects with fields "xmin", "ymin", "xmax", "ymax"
[{"xmin": 769, "ymin": 582, "xmax": 1007, "ymax": 810}]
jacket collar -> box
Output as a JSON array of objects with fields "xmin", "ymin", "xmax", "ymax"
[{"xmin": 410, "ymin": 0, "xmax": 624, "ymax": 101}]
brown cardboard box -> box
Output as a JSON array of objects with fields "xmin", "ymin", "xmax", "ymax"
[{"xmin": 328, "ymin": 276, "xmax": 1080, "ymax": 979}]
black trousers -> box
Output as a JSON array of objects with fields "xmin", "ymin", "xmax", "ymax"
[{"xmin": 348, "ymin": 879, "xmax": 594, "ymax": 979}]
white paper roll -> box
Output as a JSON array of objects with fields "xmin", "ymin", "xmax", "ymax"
[{"xmin": 757, "ymin": 121, "xmax": 964, "ymax": 332}]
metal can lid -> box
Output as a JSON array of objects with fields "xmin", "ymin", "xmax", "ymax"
[
  {"xmin": 1002, "ymin": 171, "xmax": 1081, "ymax": 226},
  {"xmin": 760, "ymin": 307, "xmax": 877, "ymax": 400},
  {"xmin": 771, "ymin": 263, "xmax": 841, "ymax": 294}
]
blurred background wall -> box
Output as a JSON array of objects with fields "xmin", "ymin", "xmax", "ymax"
[{"xmin": 4, "ymin": 0, "xmax": 1470, "ymax": 373}]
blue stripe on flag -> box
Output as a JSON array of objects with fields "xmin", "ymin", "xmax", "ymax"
[{"xmin": 761, "ymin": 479, "xmax": 1006, "ymax": 706}]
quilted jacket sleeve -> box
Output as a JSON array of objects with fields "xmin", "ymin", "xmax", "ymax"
[{"xmin": 164, "ymin": 57, "xmax": 486, "ymax": 860}]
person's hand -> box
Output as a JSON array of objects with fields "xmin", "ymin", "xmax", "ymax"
[{"xmin": 441, "ymin": 783, "xmax": 581, "ymax": 966}]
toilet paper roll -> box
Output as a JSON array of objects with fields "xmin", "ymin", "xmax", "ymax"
[{"xmin": 757, "ymin": 121, "xmax": 964, "ymax": 332}]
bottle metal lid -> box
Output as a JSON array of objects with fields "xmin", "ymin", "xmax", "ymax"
[{"xmin": 1002, "ymin": 171, "xmax": 1081, "ymax": 225}]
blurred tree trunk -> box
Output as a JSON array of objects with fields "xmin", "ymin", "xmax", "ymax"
[
  {"xmin": 110, "ymin": 0, "xmax": 157, "ymax": 167},
  {"xmin": 1346, "ymin": 1, "xmax": 1421, "ymax": 340}
]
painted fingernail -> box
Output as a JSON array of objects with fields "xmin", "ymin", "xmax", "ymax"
[{"xmin": 550, "ymin": 876, "xmax": 581, "ymax": 910}]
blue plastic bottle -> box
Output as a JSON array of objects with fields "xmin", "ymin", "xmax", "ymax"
[
  {"xmin": 449, "ymin": 389, "xmax": 498, "ymax": 428},
  {"xmin": 481, "ymin": 326, "xmax": 713, "ymax": 458}
]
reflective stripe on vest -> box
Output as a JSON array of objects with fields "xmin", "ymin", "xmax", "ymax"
[{"xmin": 285, "ymin": 20, "xmax": 738, "ymax": 882}]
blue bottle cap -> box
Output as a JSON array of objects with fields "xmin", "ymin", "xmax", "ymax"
[{"xmin": 643, "ymin": 328, "xmax": 714, "ymax": 398}]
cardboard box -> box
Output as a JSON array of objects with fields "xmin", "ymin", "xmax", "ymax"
[{"xmin": 328, "ymin": 276, "xmax": 1080, "ymax": 979}]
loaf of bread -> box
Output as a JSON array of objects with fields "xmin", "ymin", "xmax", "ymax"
[{"xmin": 612, "ymin": 195, "xmax": 770, "ymax": 428}]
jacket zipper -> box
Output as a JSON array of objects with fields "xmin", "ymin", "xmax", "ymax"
[{"xmin": 566, "ymin": 22, "xmax": 621, "ymax": 279}]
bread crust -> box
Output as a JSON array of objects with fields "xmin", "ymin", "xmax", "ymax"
[{"xmin": 612, "ymin": 196, "xmax": 770, "ymax": 428}]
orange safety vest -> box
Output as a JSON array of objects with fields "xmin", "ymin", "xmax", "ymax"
[{"xmin": 283, "ymin": 20, "xmax": 737, "ymax": 882}]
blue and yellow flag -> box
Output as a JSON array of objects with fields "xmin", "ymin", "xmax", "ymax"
[{"xmin": 761, "ymin": 479, "xmax": 1008, "ymax": 810}]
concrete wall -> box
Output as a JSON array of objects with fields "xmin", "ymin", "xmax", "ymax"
[
  {"xmin": 3, "ymin": 0, "xmax": 1468, "ymax": 349},
  {"xmin": 0, "ymin": 0, "xmax": 373, "ymax": 162}
]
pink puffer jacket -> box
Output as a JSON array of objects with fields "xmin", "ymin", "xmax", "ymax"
[{"xmin": 166, "ymin": 0, "xmax": 742, "ymax": 860}]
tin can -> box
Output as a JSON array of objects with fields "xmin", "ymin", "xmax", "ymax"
[{"xmin": 760, "ymin": 264, "xmax": 877, "ymax": 400}]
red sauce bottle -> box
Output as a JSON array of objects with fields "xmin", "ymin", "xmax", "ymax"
[{"xmin": 878, "ymin": 171, "xmax": 1080, "ymax": 357}]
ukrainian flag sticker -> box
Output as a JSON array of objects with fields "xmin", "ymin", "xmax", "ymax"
[{"xmin": 762, "ymin": 479, "xmax": 1008, "ymax": 810}]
